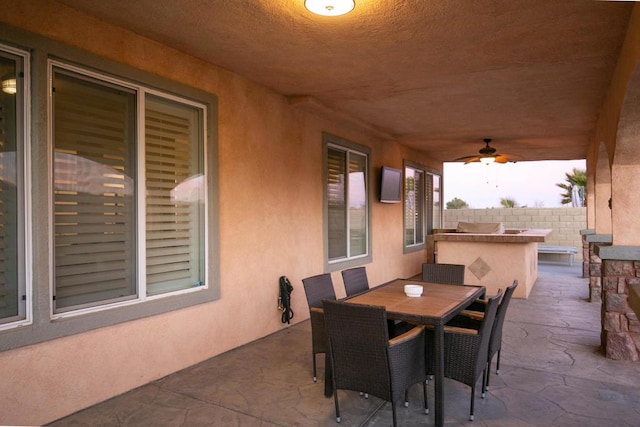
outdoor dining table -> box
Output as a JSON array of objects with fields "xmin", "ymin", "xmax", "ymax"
[{"xmin": 333, "ymin": 278, "xmax": 486, "ymax": 427}]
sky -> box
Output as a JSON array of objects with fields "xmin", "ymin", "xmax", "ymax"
[{"xmin": 442, "ymin": 159, "xmax": 586, "ymax": 209}]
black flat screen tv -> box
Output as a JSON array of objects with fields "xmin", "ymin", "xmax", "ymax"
[{"xmin": 379, "ymin": 166, "xmax": 402, "ymax": 203}]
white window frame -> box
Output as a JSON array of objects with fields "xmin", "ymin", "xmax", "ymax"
[
  {"xmin": 431, "ymin": 172, "xmax": 442, "ymax": 230},
  {"xmin": 404, "ymin": 163, "xmax": 426, "ymax": 249},
  {"xmin": 48, "ymin": 60, "xmax": 208, "ymax": 319},
  {"xmin": 403, "ymin": 161, "xmax": 442, "ymax": 253},
  {"xmin": 0, "ymin": 43, "xmax": 32, "ymax": 332},
  {"xmin": 324, "ymin": 133, "xmax": 371, "ymax": 271}
]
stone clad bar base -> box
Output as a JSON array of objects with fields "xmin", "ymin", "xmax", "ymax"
[{"xmin": 595, "ymin": 244, "xmax": 640, "ymax": 361}]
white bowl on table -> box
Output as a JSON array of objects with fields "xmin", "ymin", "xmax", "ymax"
[{"xmin": 404, "ymin": 284, "xmax": 423, "ymax": 297}]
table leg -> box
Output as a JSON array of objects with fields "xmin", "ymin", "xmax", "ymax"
[{"xmin": 434, "ymin": 322, "xmax": 445, "ymax": 426}]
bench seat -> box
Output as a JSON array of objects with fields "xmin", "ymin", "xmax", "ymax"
[{"xmin": 537, "ymin": 245, "xmax": 578, "ymax": 266}]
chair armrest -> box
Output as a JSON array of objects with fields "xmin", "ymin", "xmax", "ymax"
[
  {"xmin": 458, "ymin": 309, "xmax": 484, "ymax": 321},
  {"xmin": 443, "ymin": 325, "xmax": 479, "ymax": 335},
  {"xmin": 389, "ymin": 325, "xmax": 425, "ymax": 346},
  {"xmin": 466, "ymin": 298, "xmax": 488, "ymax": 312},
  {"xmin": 445, "ymin": 313, "xmax": 481, "ymax": 330},
  {"xmin": 310, "ymin": 307, "xmax": 323, "ymax": 314}
]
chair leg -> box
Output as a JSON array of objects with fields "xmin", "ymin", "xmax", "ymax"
[
  {"xmin": 486, "ymin": 352, "xmax": 500, "ymax": 394},
  {"xmin": 312, "ymin": 352, "xmax": 317, "ymax": 382},
  {"xmin": 469, "ymin": 385, "xmax": 475, "ymax": 421},
  {"xmin": 333, "ymin": 387, "xmax": 341, "ymax": 422},
  {"xmin": 404, "ymin": 390, "xmax": 409, "ymax": 407},
  {"xmin": 423, "ymin": 380, "xmax": 429, "ymax": 415},
  {"xmin": 391, "ymin": 401, "xmax": 398, "ymax": 427},
  {"xmin": 481, "ymin": 365, "xmax": 488, "ymax": 398}
]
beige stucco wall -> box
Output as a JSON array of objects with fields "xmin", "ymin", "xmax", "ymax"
[
  {"xmin": 0, "ymin": 2, "xmax": 438, "ymax": 425},
  {"xmin": 592, "ymin": 5, "xmax": 640, "ymax": 245},
  {"xmin": 443, "ymin": 207, "xmax": 587, "ymax": 261}
]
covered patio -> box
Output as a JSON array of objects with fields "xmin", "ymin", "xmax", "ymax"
[
  {"xmin": 2, "ymin": 1, "xmax": 640, "ymax": 425},
  {"xmin": 51, "ymin": 264, "xmax": 640, "ymax": 426}
]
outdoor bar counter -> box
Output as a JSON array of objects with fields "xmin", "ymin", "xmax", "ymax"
[{"xmin": 432, "ymin": 224, "xmax": 552, "ymax": 299}]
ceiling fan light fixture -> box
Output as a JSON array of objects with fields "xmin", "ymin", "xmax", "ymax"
[
  {"xmin": 480, "ymin": 156, "xmax": 496, "ymax": 165},
  {"xmin": 305, "ymin": 0, "xmax": 355, "ymax": 16},
  {"xmin": 455, "ymin": 138, "xmax": 521, "ymax": 165}
]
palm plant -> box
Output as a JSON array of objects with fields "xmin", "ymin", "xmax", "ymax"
[
  {"xmin": 499, "ymin": 197, "xmax": 518, "ymax": 208},
  {"xmin": 556, "ymin": 168, "xmax": 586, "ymax": 206}
]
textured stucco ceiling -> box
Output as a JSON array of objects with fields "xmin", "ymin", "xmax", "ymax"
[{"xmin": 56, "ymin": 0, "xmax": 633, "ymax": 162}]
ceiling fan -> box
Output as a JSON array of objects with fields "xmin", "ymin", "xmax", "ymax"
[{"xmin": 454, "ymin": 138, "xmax": 522, "ymax": 164}]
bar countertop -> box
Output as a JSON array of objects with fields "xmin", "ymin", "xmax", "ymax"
[{"xmin": 432, "ymin": 228, "xmax": 552, "ymax": 243}]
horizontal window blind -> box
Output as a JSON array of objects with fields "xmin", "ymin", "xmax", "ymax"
[
  {"xmin": 415, "ymin": 170, "xmax": 425, "ymax": 244},
  {"xmin": 145, "ymin": 95, "xmax": 204, "ymax": 295},
  {"xmin": 327, "ymin": 144, "xmax": 368, "ymax": 262},
  {"xmin": 430, "ymin": 173, "xmax": 440, "ymax": 231},
  {"xmin": 348, "ymin": 153, "xmax": 367, "ymax": 256},
  {"xmin": 0, "ymin": 51, "xmax": 21, "ymax": 322},
  {"xmin": 404, "ymin": 167, "xmax": 425, "ymax": 246},
  {"xmin": 0, "ymin": 104, "xmax": 8, "ymax": 316},
  {"xmin": 53, "ymin": 71, "xmax": 136, "ymax": 310},
  {"xmin": 0, "ymin": 102, "xmax": 18, "ymax": 319},
  {"xmin": 327, "ymin": 147, "xmax": 346, "ymax": 260}
]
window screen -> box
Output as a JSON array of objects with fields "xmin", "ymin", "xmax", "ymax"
[
  {"xmin": 0, "ymin": 47, "xmax": 27, "ymax": 324},
  {"xmin": 326, "ymin": 139, "xmax": 368, "ymax": 263},
  {"xmin": 52, "ymin": 70, "xmax": 137, "ymax": 310}
]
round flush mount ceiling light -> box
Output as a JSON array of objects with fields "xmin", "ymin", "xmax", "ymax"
[{"xmin": 305, "ymin": 0, "xmax": 355, "ymax": 16}]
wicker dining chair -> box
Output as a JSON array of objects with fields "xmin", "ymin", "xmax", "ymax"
[
  {"xmin": 443, "ymin": 291, "xmax": 501, "ymax": 421},
  {"xmin": 421, "ymin": 263, "xmax": 465, "ymax": 284},
  {"xmin": 453, "ymin": 280, "xmax": 518, "ymax": 396},
  {"xmin": 342, "ymin": 266, "xmax": 409, "ymax": 337},
  {"xmin": 322, "ymin": 299, "xmax": 428, "ymax": 426},
  {"xmin": 484, "ymin": 280, "xmax": 517, "ymax": 393},
  {"xmin": 302, "ymin": 273, "xmax": 336, "ymax": 382},
  {"xmin": 341, "ymin": 266, "xmax": 369, "ymax": 296}
]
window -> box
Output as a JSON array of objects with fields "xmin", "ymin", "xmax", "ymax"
[
  {"xmin": 0, "ymin": 30, "xmax": 217, "ymax": 350},
  {"xmin": 0, "ymin": 44, "xmax": 29, "ymax": 330},
  {"xmin": 325, "ymin": 134, "xmax": 370, "ymax": 267},
  {"xmin": 432, "ymin": 173, "xmax": 442, "ymax": 229},
  {"xmin": 404, "ymin": 166, "xmax": 425, "ymax": 247},
  {"xmin": 404, "ymin": 161, "xmax": 441, "ymax": 252},
  {"xmin": 51, "ymin": 62, "xmax": 206, "ymax": 315}
]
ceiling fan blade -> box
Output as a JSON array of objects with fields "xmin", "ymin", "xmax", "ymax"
[
  {"xmin": 496, "ymin": 153, "xmax": 524, "ymax": 163},
  {"xmin": 463, "ymin": 157, "xmax": 481, "ymax": 164},
  {"xmin": 494, "ymin": 155, "xmax": 509, "ymax": 163},
  {"xmin": 456, "ymin": 140, "xmax": 522, "ymax": 164},
  {"xmin": 453, "ymin": 155, "xmax": 479, "ymax": 162}
]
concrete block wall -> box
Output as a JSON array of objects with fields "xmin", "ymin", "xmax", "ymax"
[{"xmin": 443, "ymin": 207, "xmax": 587, "ymax": 261}]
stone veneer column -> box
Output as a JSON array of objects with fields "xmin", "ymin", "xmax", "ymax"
[
  {"xmin": 589, "ymin": 247, "xmax": 602, "ymax": 302},
  {"xmin": 596, "ymin": 245, "xmax": 640, "ymax": 361},
  {"xmin": 585, "ymin": 234, "xmax": 612, "ymax": 303},
  {"xmin": 582, "ymin": 234, "xmax": 589, "ymax": 278}
]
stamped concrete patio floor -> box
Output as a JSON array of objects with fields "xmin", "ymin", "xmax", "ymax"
[{"xmin": 51, "ymin": 264, "xmax": 640, "ymax": 426}]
